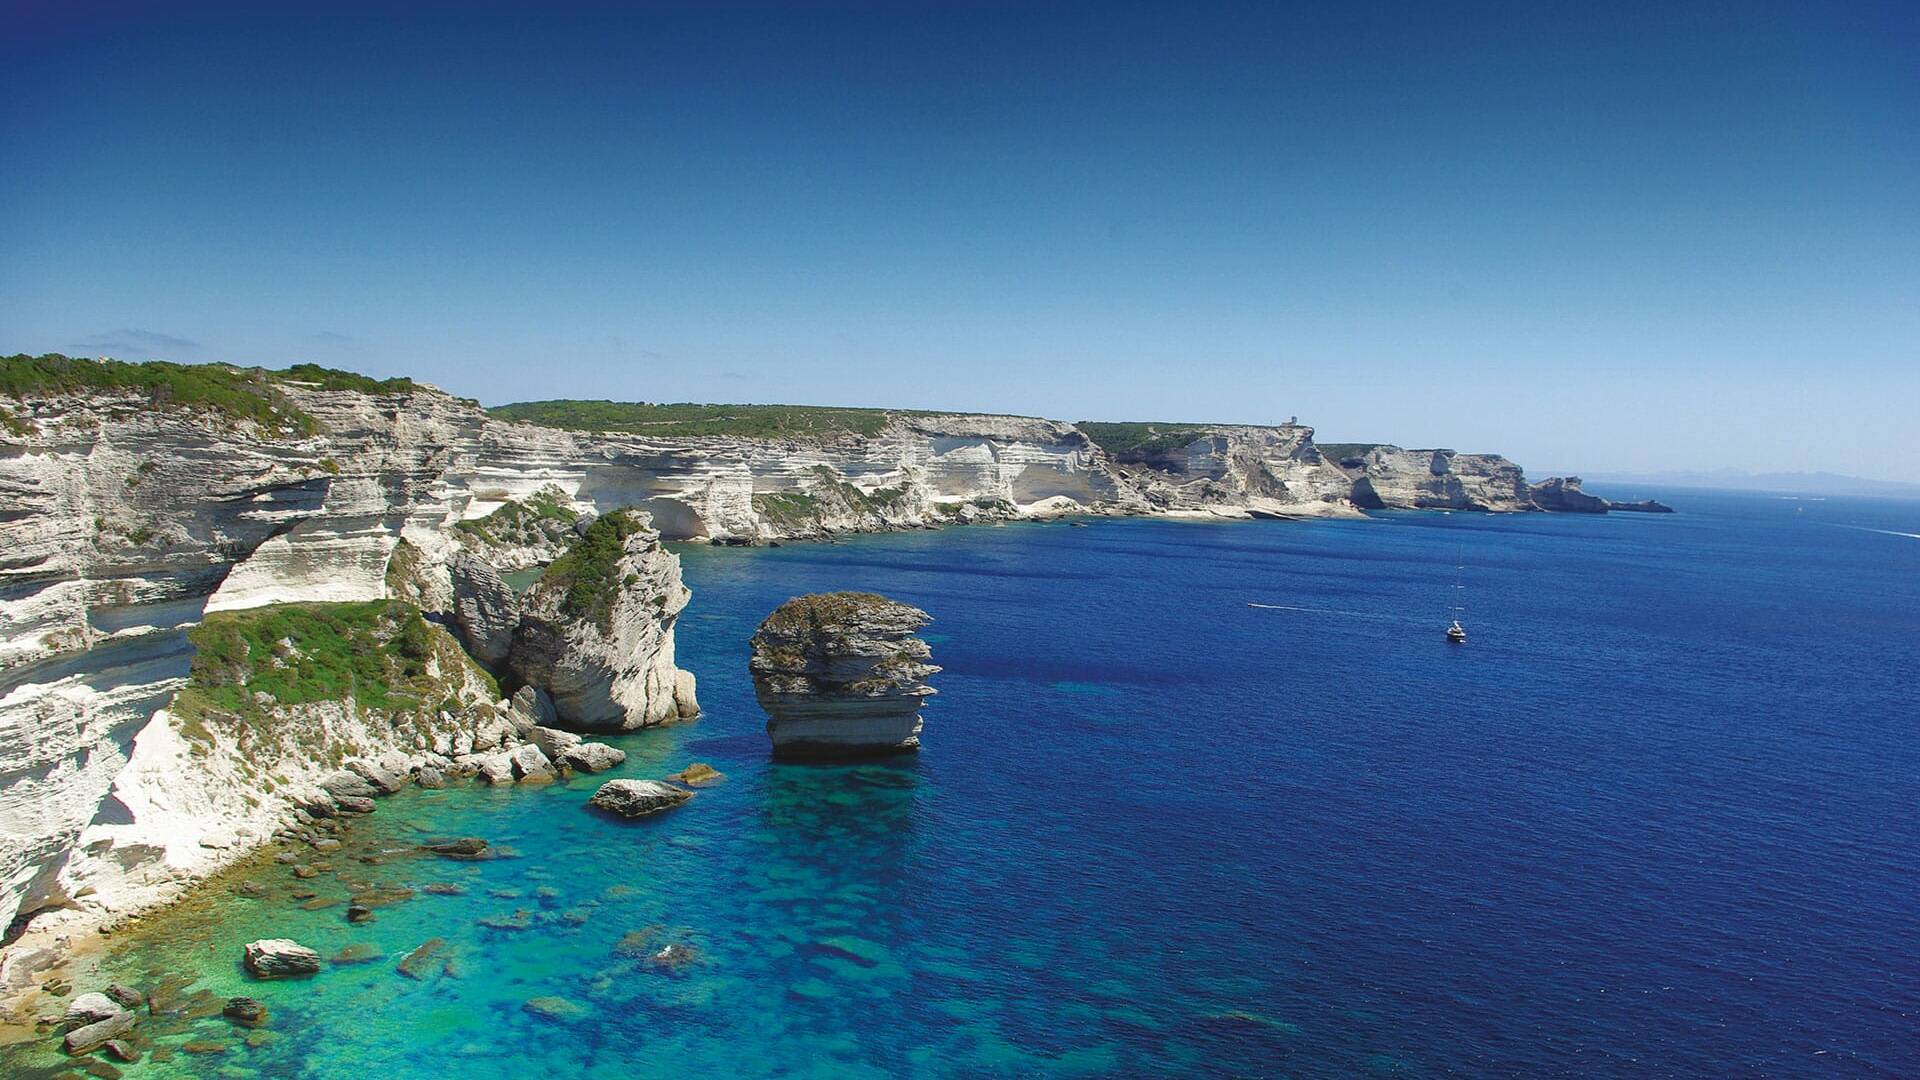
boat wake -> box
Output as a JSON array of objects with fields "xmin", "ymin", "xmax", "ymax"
[
  {"xmin": 1830, "ymin": 525, "xmax": 1920, "ymax": 541},
  {"xmin": 1246, "ymin": 602, "xmax": 1419, "ymax": 623}
]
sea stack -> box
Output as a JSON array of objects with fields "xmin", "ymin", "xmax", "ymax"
[
  {"xmin": 750, "ymin": 592, "xmax": 939, "ymax": 760},
  {"xmin": 507, "ymin": 508, "xmax": 701, "ymax": 730}
]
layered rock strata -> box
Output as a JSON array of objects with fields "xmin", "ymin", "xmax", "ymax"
[
  {"xmin": 1530, "ymin": 476, "xmax": 1674, "ymax": 514},
  {"xmin": 0, "ymin": 356, "xmax": 1572, "ymax": 944},
  {"xmin": 750, "ymin": 592, "xmax": 939, "ymax": 760},
  {"xmin": 1327, "ymin": 444, "xmax": 1536, "ymax": 512},
  {"xmin": 1085, "ymin": 423, "xmax": 1362, "ymax": 518},
  {"xmin": 506, "ymin": 509, "xmax": 699, "ymax": 730}
]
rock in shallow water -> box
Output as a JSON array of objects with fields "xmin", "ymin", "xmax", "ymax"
[
  {"xmin": 749, "ymin": 592, "xmax": 940, "ymax": 760},
  {"xmin": 522, "ymin": 995, "xmax": 588, "ymax": 1022},
  {"xmin": 395, "ymin": 938, "xmax": 446, "ymax": 979},
  {"xmin": 64, "ymin": 991, "xmax": 124, "ymax": 1026},
  {"xmin": 667, "ymin": 762, "xmax": 724, "ymax": 785},
  {"xmin": 424, "ymin": 837, "xmax": 490, "ymax": 859},
  {"xmin": 222, "ymin": 996, "xmax": 269, "ymax": 1027},
  {"xmin": 508, "ymin": 743, "xmax": 556, "ymax": 784},
  {"xmin": 587, "ymin": 779, "xmax": 694, "ymax": 818},
  {"xmin": 560, "ymin": 741, "xmax": 626, "ymax": 773},
  {"xmin": 241, "ymin": 939, "xmax": 321, "ymax": 979},
  {"xmin": 62, "ymin": 1010, "xmax": 137, "ymax": 1055}
]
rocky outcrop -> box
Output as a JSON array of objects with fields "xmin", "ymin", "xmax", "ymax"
[
  {"xmin": 1528, "ymin": 475, "xmax": 1609, "ymax": 513},
  {"xmin": 0, "ymin": 356, "xmax": 1559, "ymax": 940},
  {"xmin": 1531, "ymin": 476, "xmax": 1675, "ymax": 514},
  {"xmin": 1083, "ymin": 422, "xmax": 1361, "ymax": 518},
  {"xmin": 447, "ymin": 552, "xmax": 519, "ymax": 667},
  {"xmin": 242, "ymin": 938, "xmax": 321, "ymax": 978},
  {"xmin": 750, "ymin": 592, "xmax": 939, "ymax": 759},
  {"xmin": 587, "ymin": 778, "xmax": 693, "ymax": 817},
  {"xmin": 1329, "ymin": 445, "xmax": 1535, "ymax": 512},
  {"xmin": 53, "ymin": 602, "xmax": 507, "ymax": 926},
  {"xmin": 507, "ymin": 510, "xmax": 699, "ymax": 731}
]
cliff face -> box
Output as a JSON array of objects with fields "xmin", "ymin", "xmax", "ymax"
[
  {"xmin": 507, "ymin": 509, "xmax": 700, "ymax": 730},
  {"xmin": 465, "ymin": 411, "xmax": 1134, "ymax": 543},
  {"xmin": 1331, "ymin": 445, "xmax": 1536, "ymax": 512},
  {"xmin": 1530, "ymin": 476, "xmax": 1675, "ymax": 514},
  {"xmin": 0, "ymin": 360, "xmax": 1560, "ymax": 934},
  {"xmin": 1087, "ymin": 423, "xmax": 1363, "ymax": 518}
]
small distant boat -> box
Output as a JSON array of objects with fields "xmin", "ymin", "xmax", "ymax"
[{"xmin": 1445, "ymin": 549, "xmax": 1467, "ymax": 644}]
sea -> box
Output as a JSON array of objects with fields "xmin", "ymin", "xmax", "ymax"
[{"xmin": 5, "ymin": 488, "xmax": 1917, "ymax": 1078}]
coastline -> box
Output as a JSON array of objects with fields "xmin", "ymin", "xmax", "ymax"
[{"xmin": 2, "ymin": 501, "xmax": 1368, "ymax": 1022}]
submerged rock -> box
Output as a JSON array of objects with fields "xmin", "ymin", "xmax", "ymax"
[
  {"xmin": 522, "ymin": 995, "xmax": 588, "ymax": 1022},
  {"xmin": 222, "ymin": 996, "xmax": 269, "ymax": 1027},
  {"xmin": 241, "ymin": 939, "xmax": 321, "ymax": 979},
  {"xmin": 666, "ymin": 762, "xmax": 724, "ymax": 786},
  {"xmin": 396, "ymin": 939, "xmax": 447, "ymax": 979},
  {"xmin": 331, "ymin": 943, "xmax": 384, "ymax": 965},
  {"xmin": 587, "ymin": 779, "xmax": 694, "ymax": 818},
  {"xmin": 749, "ymin": 592, "xmax": 940, "ymax": 760},
  {"xmin": 424, "ymin": 837, "xmax": 490, "ymax": 859}
]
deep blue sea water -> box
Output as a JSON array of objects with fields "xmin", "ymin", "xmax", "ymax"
[{"xmin": 7, "ymin": 490, "xmax": 1918, "ymax": 1078}]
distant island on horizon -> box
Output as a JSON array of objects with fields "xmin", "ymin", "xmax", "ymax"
[{"xmin": 1578, "ymin": 469, "xmax": 1920, "ymax": 499}]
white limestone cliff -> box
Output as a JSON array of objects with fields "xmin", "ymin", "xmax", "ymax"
[{"xmin": 0, "ymin": 365, "xmax": 1551, "ymax": 940}]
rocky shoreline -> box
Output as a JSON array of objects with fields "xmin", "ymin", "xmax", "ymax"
[{"xmin": 0, "ymin": 355, "xmax": 1673, "ymax": 1033}]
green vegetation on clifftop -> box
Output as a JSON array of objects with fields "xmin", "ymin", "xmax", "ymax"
[
  {"xmin": 455, "ymin": 485, "xmax": 580, "ymax": 548},
  {"xmin": 1078, "ymin": 422, "xmax": 1216, "ymax": 456},
  {"xmin": 535, "ymin": 509, "xmax": 652, "ymax": 632},
  {"xmin": 176, "ymin": 600, "xmax": 494, "ymax": 742},
  {"xmin": 491, "ymin": 400, "xmax": 941, "ymax": 439},
  {"xmin": 276, "ymin": 362, "xmax": 416, "ymax": 395},
  {"xmin": 0, "ymin": 354, "xmax": 419, "ymax": 435}
]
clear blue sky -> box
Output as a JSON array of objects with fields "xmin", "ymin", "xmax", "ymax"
[{"xmin": 3, "ymin": 1, "xmax": 1915, "ymax": 478}]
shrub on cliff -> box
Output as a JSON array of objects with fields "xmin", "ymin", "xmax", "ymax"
[
  {"xmin": 275, "ymin": 363, "xmax": 415, "ymax": 394},
  {"xmin": 537, "ymin": 509, "xmax": 652, "ymax": 632},
  {"xmin": 454, "ymin": 486, "xmax": 579, "ymax": 548},
  {"xmin": 490, "ymin": 400, "xmax": 930, "ymax": 439},
  {"xmin": 1, "ymin": 353, "xmax": 317, "ymax": 433},
  {"xmin": 1077, "ymin": 421, "xmax": 1214, "ymax": 457},
  {"xmin": 177, "ymin": 600, "xmax": 495, "ymax": 741}
]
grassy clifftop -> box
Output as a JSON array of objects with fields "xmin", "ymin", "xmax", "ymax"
[
  {"xmin": 1078, "ymin": 422, "xmax": 1217, "ymax": 456},
  {"xmin": 0, "ymin": 354, "xmax": 417, "ymax": 434},
  {"xmin": 490, "ymin": 399, "xmax": 930, "ymax": 439},
  {"xmin": 534, "ymin": 509, "xmax": 652, "ymax": 632},
  {"xmin": 176, "ymin": 599, "xmax": 494, "ymax": 739}
]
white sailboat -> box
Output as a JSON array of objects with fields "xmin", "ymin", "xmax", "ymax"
[{"xmin": 1446, "ymin": 552, "xmax": 1467, "ymax": 643}]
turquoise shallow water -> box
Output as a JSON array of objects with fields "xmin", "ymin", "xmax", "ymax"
[{"xmin": 6, "ymin": 493, "xmax": 1919, "ymax": 1077}]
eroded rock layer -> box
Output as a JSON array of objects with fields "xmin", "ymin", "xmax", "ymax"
[
  {"xmin": 0, "ymin": 360, "xmax": 1572, "ymax": 937},
  {"xmin": 750, "ymin": 592, "xmax": 939, "ymax": 760},
  {"xmin": 507, "ymin": 510, "xmax": 699, "ymax": 730}
]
